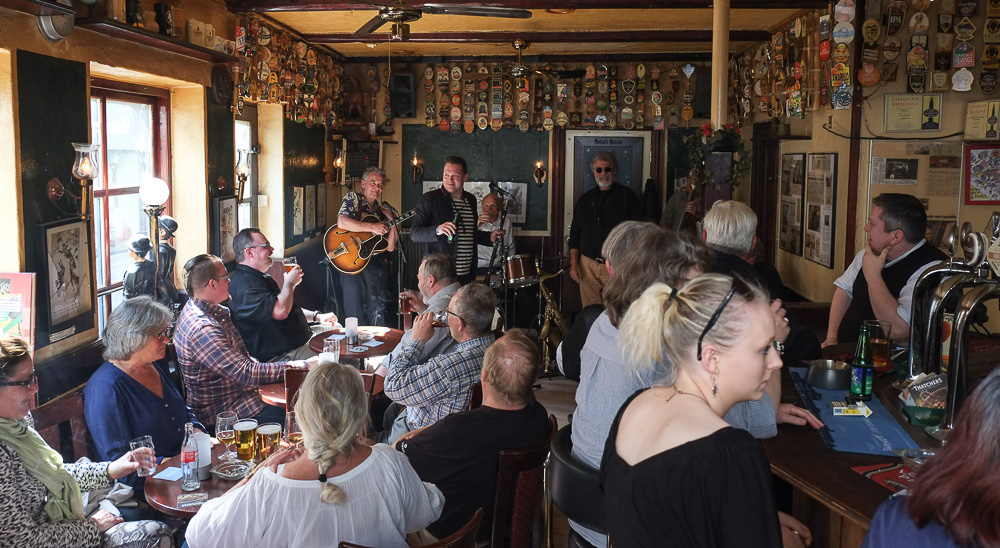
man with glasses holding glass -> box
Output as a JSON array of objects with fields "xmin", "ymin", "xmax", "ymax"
[
  {"xmin": 174, "ymin": 254, "xmax": 318, "ymax": 429},
  {"xmin": 228, "ymin": 228, "xmax": 335, "ymax": 361},
  {"xmin": 568, "ymin": 151, "xmax": 643, "ymax": 307},
  {"xmin": 337, "ymin": 166, "xmax": 399, "ymax": 325}
]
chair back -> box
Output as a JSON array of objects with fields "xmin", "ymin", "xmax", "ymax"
[
  {"xmin": 546, "ymin": 424, "xmax": 607, "ymax": 545},
  {"xmin": 284, "ymin": 368, "xmax": 309, "ymax": 413},
  {"xmin": 490, "ymin": 414, "xmax": 558, "ymax": 548},
  {"xmin": 338, "ymin": 508, "xmax": 483, "ymax": 548},
  {"xmin": 469, "ymin": 382, "xmax": 483, "ymax": 410}
]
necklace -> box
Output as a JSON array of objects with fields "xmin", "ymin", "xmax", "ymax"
[{"xmin": 664, "ymin": 386, "xmax": 705, "ymax": 404}]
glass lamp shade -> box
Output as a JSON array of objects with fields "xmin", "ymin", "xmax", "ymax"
[
  {"xmin": 71, "ymin": 143, "xmax": 100, "ymax": 181},
  {"xmin": 139, "ymin": 177, "xmax": 170, "ymax": 206},
  {"xmin": 235, "ymin": 149, "xmax": 251, "ymax": 178}
]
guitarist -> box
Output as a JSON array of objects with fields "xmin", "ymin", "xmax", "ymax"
[{"xmin": 336, "ymin": 166, "xmax": 400, "ymax": 326}]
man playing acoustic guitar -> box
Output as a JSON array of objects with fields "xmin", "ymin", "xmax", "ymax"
[{"xmin": 336, "ymin": 166, "xmax": 400, "ymax": 325}]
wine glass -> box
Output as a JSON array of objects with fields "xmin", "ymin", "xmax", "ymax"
[
  {"xmin": 216, "ymin": 411, "xmax": 238, "ymax": 462},
  {"xmin": 285, "ymin": 411, "xmax": 303, "ymax": 447}
]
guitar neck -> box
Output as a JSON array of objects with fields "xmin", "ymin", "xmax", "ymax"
[{"xmin": 385, "ymin": 209, "xmax": 416, "ymax": 229}]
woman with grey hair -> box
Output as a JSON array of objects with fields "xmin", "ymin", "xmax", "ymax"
[
  {"xmin": 84, "ymin": 296, "xmax": 204, "ymax": 496},
  {"xmin": 187, "ymin": 360, "xmax": 443, "ymax": 548}
]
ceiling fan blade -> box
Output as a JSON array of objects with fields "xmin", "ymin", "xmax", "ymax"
[
  {"xmin": 350, "ymin": 12, "xmax": 389, "ymax": 38},
  {"xmin": 422, "ymin": 4, "xmax": 531, "ymax": 18}
]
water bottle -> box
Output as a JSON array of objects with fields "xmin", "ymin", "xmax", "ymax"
[{"xmin": 180, "ymin": 422, "xmax": 200, "ymax": 491}]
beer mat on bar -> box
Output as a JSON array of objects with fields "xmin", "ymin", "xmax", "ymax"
[
  {"xmin": 152, "ymin": 467, "xmax": 182, "ymax": 481},
  {"xmin": 176, "ymin": 493, "xmax": 209, "ymax": 509},
  {"xmin": 363, "ymin": 340, "xmax": 383, "ymax": 347},
  {"xmin": 852, "ymin": 462, "xmax": 916, "ymax": 493},
  {"xmin": 789, "ymin": 367, "xmax": 917, "ymax": 456}
]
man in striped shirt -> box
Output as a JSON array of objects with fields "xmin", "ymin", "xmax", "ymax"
[{"xmin": 411, "ymin": 156, "xmax": 504, "ymax": 285}]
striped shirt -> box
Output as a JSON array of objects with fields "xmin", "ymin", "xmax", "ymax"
[
  {"xmin": 452, "ymin": 199, "xmax": 476, "ymax": 275},
  {"xmin": 173, "ymin": 298, "xmax": 306, "ymax": 426}
]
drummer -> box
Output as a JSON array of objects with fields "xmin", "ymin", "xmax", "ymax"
[{"xmin": 477, "ymin": 193, "xmax": 514, "ymax": 276}]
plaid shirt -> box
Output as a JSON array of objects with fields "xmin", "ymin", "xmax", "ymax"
[
  {"xmin": 383, "ymin": 334, "xmax": 495, "ymax": 429},
  {"xmin": 174, "ymin": 298, "xmax": 303, "ymax": 426}
]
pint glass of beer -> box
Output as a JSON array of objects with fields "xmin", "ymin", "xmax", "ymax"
[
  {"xmin": 285, "ymin": 411, "xmax": 304, "ymax": 447},
  {"xmin": 864, "ymin": 320, "xmax": 892, "ymax": 372},
  {"xmin": 282, "ymin": 257, "xmax": 297, "ymax": 272},
  {"xmin": 256, "ymin": 422, "xmax": 282, "ymax": 460},
  {"xmin": 234, "ymin": 419, "xmax": 258, "ymax": 462}
]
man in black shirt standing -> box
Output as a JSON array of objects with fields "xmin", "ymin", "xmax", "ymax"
[
  {"xmin": 228, "ymin": 228, "xmax": 336, "ymax": 361},
  {"xmin": 411, "ymin": 156, "xmax": 503, "ymax": 285},
  {"xmin": 568, "ymin": 151, "xmax": 643, "ymax": 307}
]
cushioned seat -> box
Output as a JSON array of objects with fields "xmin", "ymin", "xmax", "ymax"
[{"xmin": 546, "ymin": 424, "xmax": 608, "ymax": 548}]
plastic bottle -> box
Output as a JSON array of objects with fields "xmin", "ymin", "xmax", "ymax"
[
  {"xmin": 850, "ymin": 324, "xmax": 875, "ymax": 402},
  {"xmin": 180, "ymin": 422, "xmax": 200, "ymax": 491}
]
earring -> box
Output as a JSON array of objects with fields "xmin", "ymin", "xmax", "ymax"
[{"xmin": 712, "ymin": 370, "xmax": 718, "ymax": 398}]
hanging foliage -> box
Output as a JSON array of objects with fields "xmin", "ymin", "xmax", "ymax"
[{"xmin": 685, "ymin": 123, "xmax": 751, "ymax": 188}]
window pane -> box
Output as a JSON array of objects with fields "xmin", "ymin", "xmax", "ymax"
[
  {"xmin": 91, "ymin": 98, "xmax": 104, "ymax": 191},
  {"xmin": 105, "ymin": 100, "xmax": 153, "ymax": 190},
  {"xmin": 94, "ymin": 199, "xmax": 107, "ymax": 287},
  {"xmin": 235, "ymin": 120, "xmax": 251, "ymax": 152},
  {"xmin": 238, "ymin": 202, "xmax": 251, "ymax": 230},
  {"xmin": 108, "ymin": 193, "xmax": 146, "ymax": 286}
]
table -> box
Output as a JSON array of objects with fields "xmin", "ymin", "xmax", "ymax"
[
  {"xmin": 144, "ymin": 443, "xmax": 236, "ymax": 519},
  {"xmin": 307, "ymin": 326, "xmax": 404, "ymax": 358},
  {"xmin": 260, "ymin": 371, "xmax": 384, "ymax": 408},
  {"xmin": 763, "ymin": 364, "xmax": 941, "ymax": 548}
]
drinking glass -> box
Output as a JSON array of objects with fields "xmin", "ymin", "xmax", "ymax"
[
  {"xmin": 399, "ymin": 291, "xmax": 412, "ymax": 314},
  {"xmin": 130, "ymin": 435, "xmax": 157, "ymax": 477},
  {"xmin": 285, "ymin": 411, "xmax": 303, "ymax": 447},
  {"xmin": 865, "ymin": 320, "xmax": 893, "ymax": 372},
  {"xmin": 234, "ymin": 418, "xmax": 258, "ymax": 462},
  {"xmin": 216, "ymin": 411, "xmax": 238, "ymax": 462},
  {"xmin": 322, "ymin": 337, "xmax": 341, "ymax": 362},
  {"xmin": 282, "ymin": 257, "xmax": 297, "ymax": 273},
  {"xmin": 431, "ymin": 310, "xmax": 449, "ymax": 327},
  {"xmin": 256, "ymin": 422, "xmax": 282, "ymax": 460}
]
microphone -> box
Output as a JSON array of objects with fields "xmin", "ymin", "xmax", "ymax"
[{"xmin": 489, "ymin": 181, "xmax": 511, "ymax": 196}]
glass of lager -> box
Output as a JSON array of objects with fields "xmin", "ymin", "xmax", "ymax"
[
  {"xmin": 216, "ymin": 411, "xmax": 238, "ymax": 462},
  {"xmin": 256, "ymin": 422, "xmax": 282, "ymax": 460},
  {"xmin": 234, "ymin": 418, "xmax": 258, "ymax": 462},
  {"xmin": 865, "ymin": 320, "xmax": 893, "ymax": 373},
  {"xmin": 285, "ymin": 411, "xmax": 303, "ymax": 447}
]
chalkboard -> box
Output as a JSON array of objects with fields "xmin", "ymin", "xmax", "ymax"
[
  {"xmin": 400, "ymin": 125, "xmax": 549, "ymax": 232},
  {"xmin": 283, "ymin": 120, "xmax": 326, "ymax": 246}
]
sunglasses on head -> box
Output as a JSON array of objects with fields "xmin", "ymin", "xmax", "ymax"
[
  {"xmin": 594, "ymin": 167, "xmax": 613, "ymax": 174},
  {"xmin": 696, "ymin": 276, "xmax": 755, "ymax": 361}
]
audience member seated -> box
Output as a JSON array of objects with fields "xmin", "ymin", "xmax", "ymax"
[
  {"xmin": 0, "ymin": 334, "xmax": 174, "ymax": 548},
  {"xmin": 173, "ymin": 254, "xmax": 318, "ymax": 429},
  {"xmin": 602, "ymin": 276, "xmax": 810, "ymax": 548},
  {"xmin": 702, "ymin": 200, "xmax": 822, "ymax": 363},
  {"xmin": 384, "ymin": 253, "xmax": 461, "ymax": 368},
  {"xmin": 383, "ymin": 283, "xmax": 497, "ymax": 444},
  {"xmin": 862, "ymin": 367, "xmax": 1000, "ymax": 548},
  {"xmin": 396, "ymin": 329, "xmax": 549, "ymax": 543},
  {"xmin": 84, "ymin": 296, "xmax": 205, "ymax": 500},
  {"xmin": 228, "ymin": 228, "xmax": 336, "ymax": 362},
  {"xmin": 186, "ymin": 360, "xmax": 443, "ymax": 548}
]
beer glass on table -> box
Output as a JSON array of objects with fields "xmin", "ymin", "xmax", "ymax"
[
  {"xmin": 216, "ymin": 411, "xmax": 238, "ymax": 462},
  {"xmin": 256, "ymin": 422, "xmax": 282, "ymax": 460},
  {"xmin": 282, "ymin": 257, "xmax": 297, "ymax": 273},
  {"xmin": 285, "ymin": 411, "xmax": 303, "ymax": 447},
  {"xmin": 865, "ymin": 320, "xmax": 893, "ymax": 373},
  {"xmin": 129, "ymin": 435, "xmax": 157, "ymax": 477},
  {"xmin": 234, "ymin": 418, "xmax": 258, "ymax": 462}
]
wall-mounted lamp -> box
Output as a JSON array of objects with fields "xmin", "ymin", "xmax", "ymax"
[
  {"xmin": 235, "ymin": 149, "xmax": 251, "ymax": 201},
  {"xmin": 533, "ymin": 160, "xmax": 547, "ymax": 187},
  {"xmin": 331, "ymin": 148, "xmax": 346, "ymax": 186},
  {"xmin": 412, "ymin": 151, "xmax": 423, "ymax": 184},
  {"xmin": 139, "ymin": 177, "xmax": 170, "ymax": 300},
  {"xmin": 71, "ymin": 142, "xmax": 100, "ymax": 219}
]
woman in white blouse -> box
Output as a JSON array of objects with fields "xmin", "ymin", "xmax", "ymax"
[{"xmin": 186, "ymin": 360, "xmax": 443, "ymax": 548}]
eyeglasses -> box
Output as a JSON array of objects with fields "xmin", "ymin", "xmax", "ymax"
[
  {"xmin": 152, "ymin": 326, "xmax": 174, "ymax": 340},
  {"xmin": 594, "ymin": 167, "xmax": 614, "ymax": 174},
  {"xmin": 248, "ymin": 242, "xmax": 272, "ymax": 250},
  {"xmin": 204, "ymin": 271, "xmax": 232, "ymax": 286},
  {"xmin": 445, "ymin": 309, "xmax": 464, "ymax": 322},
  {"xmin": 696, "ymin": 276, "xmax": 755, "ymax": 361},
  {"xmin": 0, "ymin": 375, "xmax": 37, "ymax": 388}
]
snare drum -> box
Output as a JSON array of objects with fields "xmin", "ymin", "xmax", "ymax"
[{"xmin": 505, "ymin": 254, "xmax": 539, "ymax": 288}]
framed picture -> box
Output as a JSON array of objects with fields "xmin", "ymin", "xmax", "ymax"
[
  {"xmin": 964, "ymin": 143, "xmax": 1000, "ymax": 204},
  {"xmin": 37, "ymin": 218, "xmax": 94, "ymax": 346},
  {"xmin": 316, "ymin": 183, "xmax": 327, "ymax": 228},
  {"xmin": 497, "ymin": 182, "xmax": 529, "ymax": 224},
  {"xmin": 778, "ymin": 153, "xmax": 805, "ymax": 256},
  {"xmin": 292, "ymin": 186, "xmax": 304, "ymax": 236},
  {"xmin": 211, "ymin": 196, "xmax": 238, "ymax": 263},
  {"xmin": 305, "ymin": 184, "xmax": 317, "ymax": 233},
  {"xmin": 804, "ymin": 153, "xmax": 838, "ymax": 268}
]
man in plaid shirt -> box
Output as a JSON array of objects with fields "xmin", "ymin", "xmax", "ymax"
[
  {"xmin": 174, "ymin": 254, "xmax": 317, "ymax": 428},
  {"xmin": 383, "ymin": 283, "xmax": 497, "ymax": 444}
]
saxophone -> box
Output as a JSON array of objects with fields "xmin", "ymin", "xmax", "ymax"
[{"xmin": 538, "ymin": 269, "xmax": 570, "ymax": 374}]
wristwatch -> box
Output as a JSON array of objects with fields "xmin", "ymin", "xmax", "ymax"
[{"xmin": 312, "ymin": 311, "xmax": 319, "ymax": 322}]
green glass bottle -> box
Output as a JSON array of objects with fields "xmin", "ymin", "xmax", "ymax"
[
  {"xmin": 447, "ymin": 210, "xmax": 460, "ymax": 243},
  {"xmin": 851, "ymin": 323, "xmax": 874, "ymax": 401}
]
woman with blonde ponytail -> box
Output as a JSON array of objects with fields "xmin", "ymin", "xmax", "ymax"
[
  {"xmin": 187, "ymin": 360, "xmax": 443, "ymax": 548},
  {"xmin": 600, "ymin": 274, "xmax": 808, "ymax": 548}
]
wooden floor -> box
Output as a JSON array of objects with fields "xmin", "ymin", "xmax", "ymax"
[{"xmin": 533, "ymin": 374, "xmax": 579, "ymax": 548}]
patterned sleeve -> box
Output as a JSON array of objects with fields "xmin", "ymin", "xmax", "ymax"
[
  {"xmin": 186, "ymin": 321, "xmax": 287, "ymax": 386},
  {"xmin": 383, "ymin": 340, "xmax": 454, "ymax": 407},
  {"xmin": 65, "ymin": 459, "xmax": 114, "ymax": 492},
  {"xmin": 0, "ymin": 446, "xmax": 103, "ymax": 548},
  {"xmin": 338, "ymin": 192, "xmax": 359, "ymax": 218}
]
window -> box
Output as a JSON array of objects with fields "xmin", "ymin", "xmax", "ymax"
[
  {"xmin": 235, "ymin": 105, "xmax": 258, "ymax": 229},
  {"xmin": 90, "ymin": 82, "xmax": 170, "ymax": 330}
]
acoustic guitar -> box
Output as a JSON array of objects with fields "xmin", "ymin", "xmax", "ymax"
[{"xmin": 324, "ymin": 209, "xmax": 416, "ymax": 274}]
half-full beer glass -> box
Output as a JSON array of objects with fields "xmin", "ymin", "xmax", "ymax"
[
  {"xmin": 256, "ymin": 422, "xmax": 281, "ymax": 459},
  {"xmin": 865, "ymin": 319, "xmax": 892, "ymax": 372},
  {"xmin": 234, "ymin": 418, "xmax": 258, "ymax": 462}
]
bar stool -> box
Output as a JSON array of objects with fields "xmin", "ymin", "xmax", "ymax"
[{"xmin": 545, "ymin": 424, "xmax": 609, "ymax": 548}]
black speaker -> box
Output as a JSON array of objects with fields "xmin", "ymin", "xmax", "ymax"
[{"xmin": 390, "ymin": 73, "xmax": 416, "ymax": 119}]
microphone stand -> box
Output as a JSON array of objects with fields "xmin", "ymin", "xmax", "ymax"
[{"xmin": 483, "ymin": 195, "xmax": 512, "ymax": 330}]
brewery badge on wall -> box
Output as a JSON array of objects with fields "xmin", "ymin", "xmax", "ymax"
[
  {"xmin": 940, "ymin": 14, "xmax": 954, "ymax": 33},
  {"xmin": 859, "ymin": 63, "xmax": 882, "ymax": 85},
  {"xmin": 980, "ymin": 70, "xmax": 999, "ymax": 92},
  {"xmin": 885, "ymin": 1, "xmax": 907, "ymax": 35},
  {"xmin": 908, "ymin": 74, "xmax": 926, "ymax": 93},
  {"xmin": 953, "ymin": 67, "xmax": 975, "ymax": 90},
  {"xmin": 956, "ymin": 17, "xmax": 977, "ymax": 40},
  {"xmin": 940, "ymin": 0, "xmax": 957, "ymax": 13},
  {"xmin": 833, "ymin": 22, "xmax": 856, "ymax": 43},
  {"xmin": 958, "ymin": 0, "xmax": 979, "ymax": 17},
  {"xmin": 936, "ymin": 51, "xmax": 954, "ymax": 70},
  {"xmin": 883, "ymin": 36, "xmax": 903, "ymax": 60},
  {"xmin": 836, "ymin": 0, "xmax": 857, "ymax": 22},
  {"xmin": 909, "ymin": 12, "xmax": 930, "ymax": 35},
  {"xmin": 986, "ymin": 18, "xmax": 1000, "ymax": 42},
  {"xmin": 938, "ymin": 31, "xmax": 956, "ymax": 52},
  {"xmin": 984, "ymin": 44, "xmax": 1000, "ymax": 68},
  {"xmin": 954, "ymin": 41, "xmax": 977, "ymax": 67},
  {"xmin": 932, "ymin": 71, "xmax": 950, "ymax": 90},
  {"xmin": 989, "ymin": 0, "xmax": 1000, "ymax": 16}
]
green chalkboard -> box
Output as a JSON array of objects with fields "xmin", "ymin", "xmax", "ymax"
[
  {"xmin": 283, "ymin": 120, "xmax": 326, "ymax": 246},
  {"xmin": 400, "ymin": 125, "xmax": 549, "ymax": 232}
]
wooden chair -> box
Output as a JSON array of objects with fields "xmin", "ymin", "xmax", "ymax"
[
  {"xmin": 31, "ymin": 386, "xmax": 96, "ymax": 462},
  {"xmin": 490, "ymin": 415, "xmax": 558, "ymax": 548},
  {"xmin": 284, "ymin": 368, "xmax": 309, "ymax": 413},
  {"xmin": 545, "ymin": 424, "xmax": 609, "ymax": 548},
  {"xmin": 338, "ymin": 508, "xmax": 483, "ymax": 548},
  {"xmin": 469, "ymin": 382, "xmax": 483, "ymax": 410}
]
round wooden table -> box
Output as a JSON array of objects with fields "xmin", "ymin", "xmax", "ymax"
[
  {"xmin": 144, "ymin": 443, "xmax": 237, "ymax": 518},
  {"xmin": 261, "ymin": 372, "xmax": 385, "ymax": 408},
  {"xmin": 308, "ymin": 326, "xmax": 405, "ymax": 358}
]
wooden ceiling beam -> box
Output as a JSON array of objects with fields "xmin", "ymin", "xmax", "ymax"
[
  {"xmin": 304, "ymin": 30, "xmax": 770, "ymax": 43},
  {"xmin": 227, "ymin": 0, "xmax": 829, "ymax": 13},
  {"xmin": 345, "ymin": 52, "xmax": 714, "ymax": 64}
]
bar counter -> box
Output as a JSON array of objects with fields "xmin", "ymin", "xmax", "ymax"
[{"xmin": 763, "ymin": 366, "xmax": 941, "ymax": 548}]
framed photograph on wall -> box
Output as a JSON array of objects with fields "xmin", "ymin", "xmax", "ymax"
[
  {"xmin": 292, "ymin": 186, "xmax": 304, "ymax": 236},
  {"xmin": 211, "ymin": 196, "xmax": 238, "ymax": 263},
  {"xmin": 305, "ymin": 184, "xmax": 317, "ymax": 233},
  {"xmin": 804, "ymin": 153, "xmax": 838, "ymax": 268},
  {"xmin": 964, "ymin": 143, "xmax": 1000, "ymax": 204},
  {"xmin": 778, "ymin": 153, "xmax": 805, "ymax": 256},
  {"xmin": 37, "ymin": 218, "xmax": 94, "ymax": 346}
]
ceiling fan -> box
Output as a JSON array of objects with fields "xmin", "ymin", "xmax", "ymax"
[
  {"xmin": 506, "ymin": 39, "xmax": 586, "ymax": 79},
  {"xmin": 351, "ymin": 3, "xmax": 532, "ymax": 40}
]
